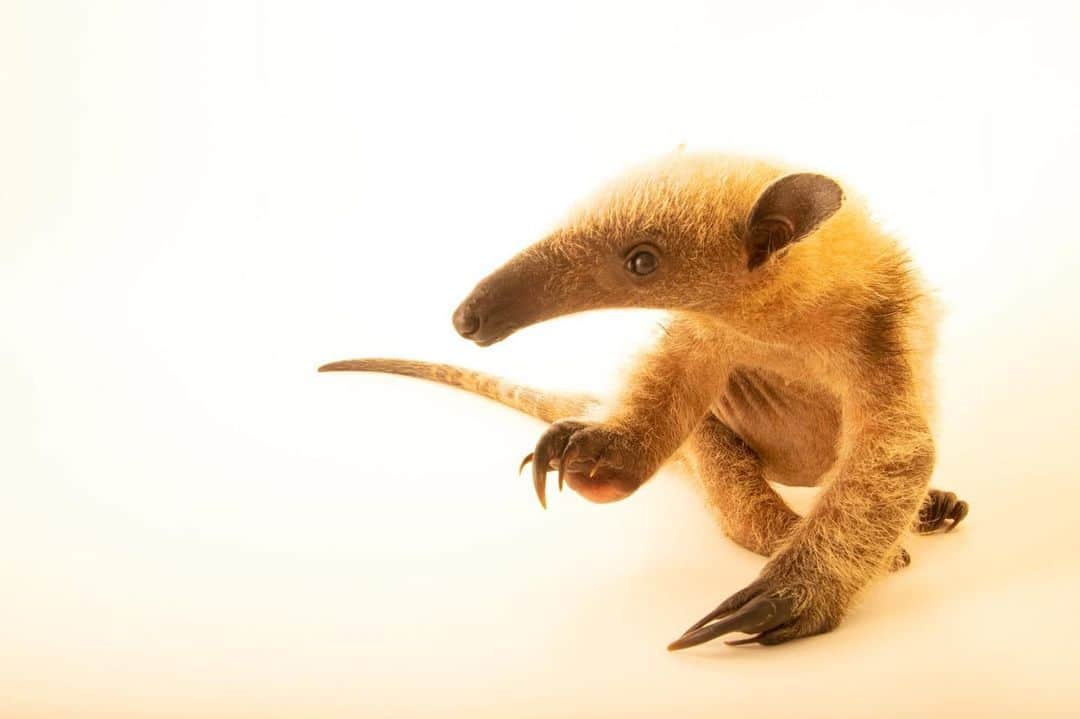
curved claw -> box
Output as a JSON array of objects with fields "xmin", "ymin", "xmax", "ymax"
[
  {"xmin": 531, "ymin": 430, "xmax": 559, "ymax": 510},
  {"xmin": 681, "ymin": 605, "xmax": 734, "ymax": 638},
  {"xmin": 667, "ymin": 595, "xmax": 795, "ymax": 651},
  {"xmin": 916, "ymin": 489, "xmax": 970, "ymax": 534},
  {"xmin": 518, "ymin": 453, "xmax": 534, "ymax": 476},
  {"xmin": 679, "ymin": 583, "xmax": 764, "ymax": 636},
  {"xmin": 558, "ymin": 444, "xmax": 573, "ymax": 492},
  {"xmin": 528, "ymin": 422, "xmax": 582, "ymax": 510},
  {"xmin": 533, "ymin": 457, "xmax": 548, "ymax": 510},
  {"xmin": 945, "ymin": 500, "xmax": 969, "ymax": 532}
]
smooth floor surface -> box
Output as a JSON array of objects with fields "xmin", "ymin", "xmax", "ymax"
[{"xmin": 2, "ymin": 371, "xmax": 1078, "ymax": 718}]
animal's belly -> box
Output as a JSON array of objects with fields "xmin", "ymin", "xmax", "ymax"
[{"xmin": 712, "ymin": 368, "xmax": 841, "ymax": 487}]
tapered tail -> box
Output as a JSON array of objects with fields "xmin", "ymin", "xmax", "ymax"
[{"xmin": 318, "ymin": 358, "xmax": 594, "ymax": 423}]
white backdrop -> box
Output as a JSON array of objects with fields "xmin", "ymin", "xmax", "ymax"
[{"xmin": 2, "ymin": 1, "xmax": 1079, "ymax": 717}]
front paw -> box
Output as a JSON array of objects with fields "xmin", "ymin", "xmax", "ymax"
[
  {"xmin": 520, "ymin": 420, "xmax": 646, "ymax": 508},
  {"xmin": 668, "ymin": 564, "xmax": 846, "ymax": 650}
]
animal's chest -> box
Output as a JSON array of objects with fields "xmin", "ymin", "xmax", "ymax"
[{"xmin": 711, "ymin": 367, "xmax": 842, "ymax": 487}]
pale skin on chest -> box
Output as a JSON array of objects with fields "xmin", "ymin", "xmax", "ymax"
[
  {"xmin": 715, "ymin": 366, "xmax": 839, "ymax": 488},
  {"xmin": 669, "ymin": 318, "xmax": 842, "ymax": 489}
]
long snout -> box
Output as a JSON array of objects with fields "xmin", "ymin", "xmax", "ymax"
[
  {"xmin": 451, "ymin": 270, "xmax": 542, "ymax": 346},
  {"xmin": 451, "ymin": 245, "xmax": 582, "ymax": 346}
]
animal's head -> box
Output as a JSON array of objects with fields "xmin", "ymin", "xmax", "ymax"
[{"xmin": 452, "ymin": 153, "xmax": 845, "ymax": 346}]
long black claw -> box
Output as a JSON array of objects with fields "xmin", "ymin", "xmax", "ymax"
[
  {"xmin": 529, "ymin": 423, "xmax": 582, "ymax": 510},
  {"xmin": 679, "ymin": 584, "xmax": 762, "ymax": 637},
  {"xmin": 558, "ymin": 444, "xmax": 573, "ymax": 492},
  {"xmin": 682, "ymin": 605, "xmax": 733, "ymax": 637},
  {"xmin": 668, "ymin": 596, "xmax": 794, "ymax": 651},
  {"xmin": 532, "ymin": 456, "xmax": 548, "ymax": 510}
]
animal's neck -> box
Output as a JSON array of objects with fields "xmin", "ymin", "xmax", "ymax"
[{"xmin": 716, "ymin": 246, "xmax": 839, "ymax": 346}]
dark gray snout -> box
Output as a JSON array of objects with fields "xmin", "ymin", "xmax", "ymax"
[
  {"xmin": 451, "ymin": 270, "xmax": 532, "ymax": 347},
  {"xmin": 451, "ymin": 245, "xmax": 575, "ymax": 347},
  {"xmin": 451, "ymin": 289, "xmax": 514, "ymax": 347},
  {"xmin": 452, "ymin": 302, "xmax": 480, "ymax": 338}
]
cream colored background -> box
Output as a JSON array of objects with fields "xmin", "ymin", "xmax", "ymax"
[{"xmin": 3, "ymin": 1, "xmax": 1079, "ymax": 717}]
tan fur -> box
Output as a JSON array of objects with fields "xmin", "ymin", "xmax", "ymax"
[{"xmin": 323, "ymin": 151, "xmax": 964, "ymax": 646}]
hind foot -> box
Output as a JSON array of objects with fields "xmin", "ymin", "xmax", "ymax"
[
  {"xmin": 889, "ymin": 547, "xmax": 911, "ymax": 571},
  {"xmin": 915, "ymin": 488, "xmax": 968, "ymax": 534}
]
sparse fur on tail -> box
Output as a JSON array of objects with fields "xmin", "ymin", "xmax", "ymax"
[{"xmin": 318, "ymin": 358, "xmax": 593, "ymax": 423}]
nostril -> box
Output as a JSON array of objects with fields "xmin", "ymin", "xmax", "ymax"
[{"xmin": 452, "ymin": 304, "xmax": 480, "ymax": 337}]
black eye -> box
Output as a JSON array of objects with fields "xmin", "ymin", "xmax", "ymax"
[{"xmin": 626, "ymin": 250, "xmax": 658, "ymax": 276}]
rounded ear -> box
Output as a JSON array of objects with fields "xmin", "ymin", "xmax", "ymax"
[{"xmin": 745, "ymin": 173, "xmax": 844, "ymax": 270}]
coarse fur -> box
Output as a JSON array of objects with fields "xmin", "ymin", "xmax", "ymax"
[{"xmin": 321, "ymin": 151, "xmax": 967, "ymax": 648}]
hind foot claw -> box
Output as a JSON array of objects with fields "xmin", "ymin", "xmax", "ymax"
[
  {"xmin": 889, "ymin": 547, "xmax": 911, "ymax": 571},
  {"xmin": 915, "ymin": 488, "xmax": 968, "ymax": 534}
]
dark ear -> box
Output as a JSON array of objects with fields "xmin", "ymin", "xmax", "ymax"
[{"xmin": 745, "ymin": 173, "xmax": 844, "ymax": 270}]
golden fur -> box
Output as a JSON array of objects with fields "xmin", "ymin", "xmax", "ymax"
[{"xmin": 322, "ymin": 151, "xmax": 967, "ymax": 647}]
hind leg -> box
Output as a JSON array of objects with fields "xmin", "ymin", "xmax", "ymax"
[
  {"xmin": 688, "ymin": 416, "xmax": 911, "ymax": 569},
  {"xmin": 914, "ymin": 488, "xmax": 969, "ymax": 533}
]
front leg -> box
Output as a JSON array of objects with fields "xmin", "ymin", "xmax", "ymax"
[
  {"xmin": 688, "ymin": 414, "xmax": 799, "ymax": 556},
  {"xmin": 689, "ymin": 414, "xmax": 912, "ymax": 570},
  {"xmin": 671, "ymin": 390, "xmax": 935, "ymax": 649},
  {"xmin": 523, "ymin": 316, "xmax": 728, "ymax": 508}
]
